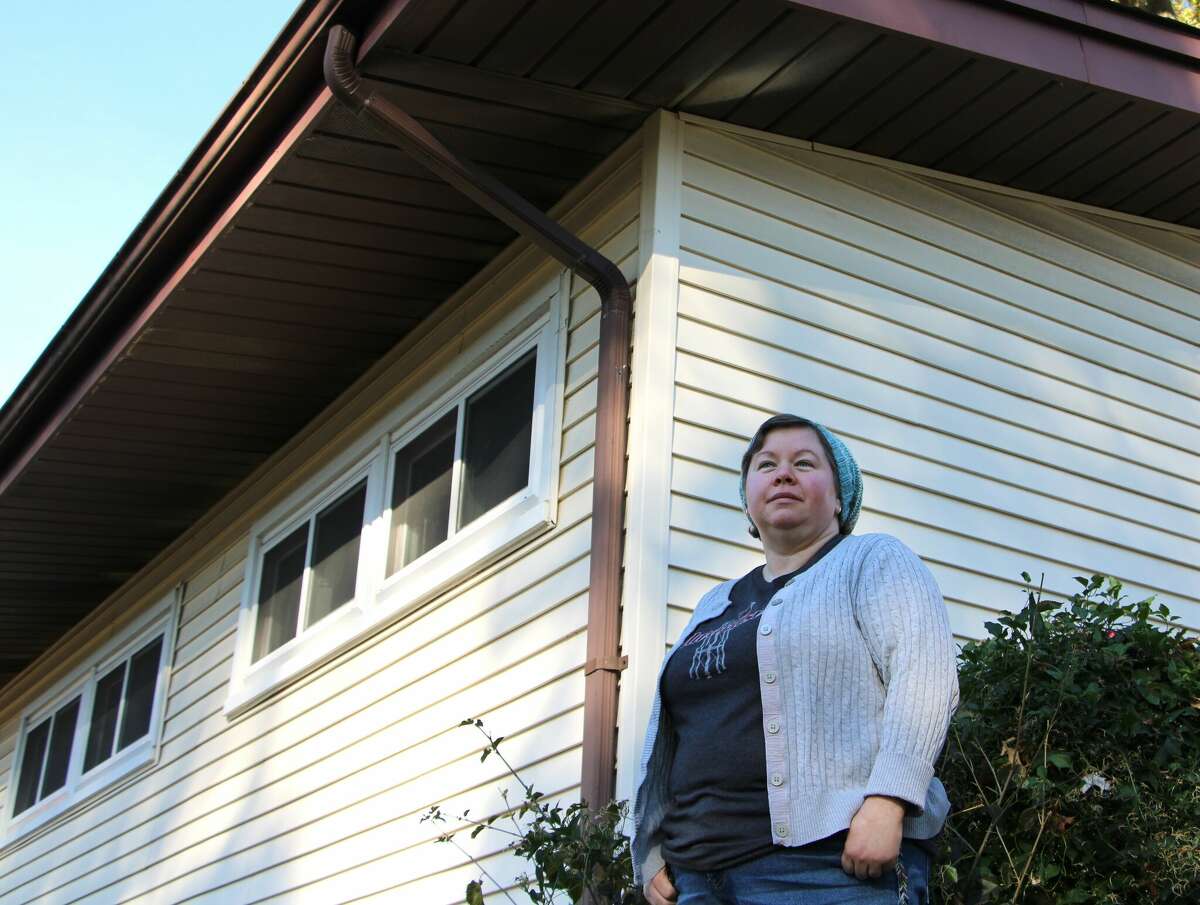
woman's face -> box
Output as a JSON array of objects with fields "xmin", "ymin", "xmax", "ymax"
[{"xmin": 745, "ymin": 426, "xmax": 841, "ymax": 545}]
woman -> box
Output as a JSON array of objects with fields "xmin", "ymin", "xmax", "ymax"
[{"xmin": 633, "ymin": 414, "xmax": 958, "ymax": 905}]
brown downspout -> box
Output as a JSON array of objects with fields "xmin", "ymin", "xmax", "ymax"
[{"xmin": 324, "ymin": 26, "xmax": 630, "ymax": 810}]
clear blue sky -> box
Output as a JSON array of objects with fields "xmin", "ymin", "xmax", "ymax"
[{"xmin": 0, "ymin": 1, "xmax": 300, "ymax": 410}]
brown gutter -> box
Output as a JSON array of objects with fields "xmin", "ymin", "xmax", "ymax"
[{"xmin": 324, "ymin": 27, "xmax": 631, "ymax": 809}]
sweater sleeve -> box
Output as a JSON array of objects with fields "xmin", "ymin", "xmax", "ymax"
[{"xmin": 852, "ymin": 536, "xmax": 959, "ymax": 811}]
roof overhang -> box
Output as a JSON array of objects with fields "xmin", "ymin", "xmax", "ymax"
[
  {"xmin": 2, "ymin": 0, "xmax": 1198, "ymax": 694},
  {"xmin": 809, "ymin": 0, "xmax": 1200, "ymax": 115}
]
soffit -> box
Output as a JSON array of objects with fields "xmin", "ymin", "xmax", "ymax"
[{"xmin": 378, "ymin": 0, "xmax": 1200, "ymax": 225}]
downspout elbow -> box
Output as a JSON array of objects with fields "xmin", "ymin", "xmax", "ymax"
[{"xmin": 323, "ymin": 25, "xmax": 366, "ymax": 114}]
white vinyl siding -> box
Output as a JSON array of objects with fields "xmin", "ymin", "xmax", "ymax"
[
  {"xmin": 664, "ymin": 120, "xmax": 1200, "ymax": 648},
  {"xmin": 0, "ymin": 145, "xmax": 639, "ymax": 905}
]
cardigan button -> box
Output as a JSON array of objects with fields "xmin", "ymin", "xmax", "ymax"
[
  {"xmin": 771, "ymin": 773, "xmax": 784, "ymax": 787},
  {"xmin": 763, "ymin": 671, "xmax": 777, "ymax": 684},
  {"xmin": 760, "ymin": 624, "xmax": 772, "ymax": 636},
  {"xmin": 776, "ymin": 824, "xmax": 789, "ymax": 838},
  {"xmin": 769, "ymin": 597, "xmax": 782, "ymax": 606},
  {"xmin": 766, "ymin": 720, "xmax": 780, "ymax": 734}
]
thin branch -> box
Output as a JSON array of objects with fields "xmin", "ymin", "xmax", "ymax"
[
  {"xmin": 943, "ymin": 819, "xmax": 980, "ymax": 855},
  {"xmin": 472, "ymin": 722, "xmax": 537, "ymax": 799},
  {"xmin": 447, "ymin": 838, "xmax": 522, "ymax": 905},
  {"xmin": 1012, "ymin": 575, "xmax": 1045, "ymax": 754},
  {"xmin": 440, "ymin": 808, "xmax": 524, "ymax": 840},
  {"xmin": 950, "ymin": 803, "xmax": 986, "ymax": 818},
  {"xmin": 1012, "ymin": 811, "xmax": 1050, "ymax": 903},
  {"xmin": 972, "ymin": 738, "xmax": 1005, "ymax": 799},
  {"xmin": 1011, "ymin": 719, "xmax": 1059, "ymax": 901},
  {"xmin": 500, "ymin": 787, "xmax": 527, "ymax": 838},
  {"xmin": 992, "ymin": 818, "xmax": 1018, "ymax": 877}
]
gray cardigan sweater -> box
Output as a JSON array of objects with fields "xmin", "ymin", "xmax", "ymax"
[{"xmin": 631, "ymin": 533, "xmax": 959, "ymax": 885}]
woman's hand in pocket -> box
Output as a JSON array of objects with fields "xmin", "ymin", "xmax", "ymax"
[
  {"xmin": 644, "ymin": 865, "xmax": 678, "ymax": 905},
  {"xmin": 841, "ymin": 795, "xmax": 905, "ymax": 880}
]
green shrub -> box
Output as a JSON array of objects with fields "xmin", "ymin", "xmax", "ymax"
[{"xmin": 936, "ymin": 574, "xmax": 1200, "ymax": 904}]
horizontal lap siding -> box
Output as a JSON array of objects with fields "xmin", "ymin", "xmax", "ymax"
[
  {"xmin": 666, "ymin": 123, "xmax": 1200, "ymax": 644},
  {"xmin": 0, "ymin": 741, "xmax": 11, "ymax": 825},
  {"xmin": 0, "ymin": 167, "xmax": 640, "ymax": 904}
]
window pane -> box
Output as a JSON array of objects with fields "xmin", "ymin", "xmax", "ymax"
[
  {"xmin": 40, "ymin": 697, "xmax": 80, "ymax": 799},
  {"xmin": 306, "ymin": 482, "xmax": 367, "ymax": 628},
  {"xmin": 117, "ymin": 637, "xmax": 164, "ymax": 751},
  {"xmin": 14, "ymin": 719, "xmax": 50, "ymax": 815},
  {"xmin": 388, "ymin": 411, "xmax": 456, "ymax": 574},
  {"xmin": 84, "ymin": 663, "xmax": 126, "ymax": 772},
  {"xmin": 460, "ymin": 354, "xmax": 536, "ymax": 528},
  {"xmin": 253, "ymin": 524, "xmax": 309, "ymax": 662}
]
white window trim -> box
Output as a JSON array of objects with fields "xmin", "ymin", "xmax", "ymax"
[
  {"xmin": 3, "ymin": 590, "xmax": 179, "ymax": 843},
  {"xmin": 226, "ymin": 282, "xmax": 567, "ymax": 716},
  {"xmin": 235, "ymin": 454, "xmax": 379, "ymax": 684}
]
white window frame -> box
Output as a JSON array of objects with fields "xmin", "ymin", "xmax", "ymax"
[
  {"xmin": 239, "ymin": 457, "xmax": 379, "ymax": 678},
  {"xmin": 226, "ymin": 284, "xmax": 566, "ymax": 716},
  {"xmin": 4, "ymin": 594, "xmax": 178, "ymax": 842}
]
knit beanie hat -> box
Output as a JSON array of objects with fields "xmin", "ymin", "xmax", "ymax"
[{"xmin": 738, "ymin": 414, "xmax": 863, "ymax": 537}]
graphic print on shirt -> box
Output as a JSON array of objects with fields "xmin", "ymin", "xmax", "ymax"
[{"xmin": 683, "ymin": 603, "xmax": 764, "ymax": 679}]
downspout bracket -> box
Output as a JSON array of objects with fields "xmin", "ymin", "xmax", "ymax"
[{"xmin": 584, "ymin": 655, "xmax": 628, "ymax": 676}]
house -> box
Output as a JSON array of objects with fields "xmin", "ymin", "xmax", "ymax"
[{"xmin": 0, "ymin": 0, "xmax": 1196, "ymax": 901}]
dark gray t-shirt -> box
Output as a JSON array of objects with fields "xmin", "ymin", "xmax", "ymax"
[{"xmin": 659, "ymin": 536, "xmax": 843, "ymax": 871}]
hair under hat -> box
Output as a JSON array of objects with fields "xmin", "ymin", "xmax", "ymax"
[{"xmin": 738, "ymin": 414, "xmax": 863, "ymax": 537}]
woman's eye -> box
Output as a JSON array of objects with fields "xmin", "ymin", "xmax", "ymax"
[{"xmin": 796, "ymin": 460, "xmax": 815, "ymax": 469}]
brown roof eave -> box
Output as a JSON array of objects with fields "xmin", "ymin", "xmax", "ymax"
[
  {"xmin": 0, "ymin": 0, "xmax": 389, "ymax": 488},
  {"xmin": 788, "ymin": 0, "xmax": 1200, "ymax": 116}
]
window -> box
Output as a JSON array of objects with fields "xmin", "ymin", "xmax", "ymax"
[
  {"xmin": 228, "ymin": 298, "xmax": 564, "ymax": 715},
  {"xmin": 387, "ymin": 352, "xmax": 537, "ymax": 575},
  {"xmin": 7, "ymin": 606, "xmax": 174, "ymax": 837},
  {"xmin": 389, "ymin": 411, "xmax": 456, "ymax": 573},
  {"xmin": 253, "ymin": 481, "xmax": 368, "ymax": 661},
  {"xmin": 81, "ymin": 636, "xmax": 165, "ymax": 771},
  {"xmin": 13, "ymin": 698, "xmax": 79, "ymax": 816}
]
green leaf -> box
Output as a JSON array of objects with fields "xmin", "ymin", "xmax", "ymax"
[
  {"xmin": 1138, "ymin": 684, "xmax": 1162, "ymax": 705},
  {"xmin": 1048, "ymin": 752, "xmax": 1072, "ymax": 770},
  {"xmin": 465, "ymin": 879, "xmax": 484, "ymax": 905}
]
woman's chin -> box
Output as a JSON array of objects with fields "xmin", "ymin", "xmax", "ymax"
[{"xmin": 761, "ymin": 520, "xmax": 835, "ymax": 547}]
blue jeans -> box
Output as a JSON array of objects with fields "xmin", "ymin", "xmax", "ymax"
[{"xmin": 670, "ymin": 833, "xmax": 931, "ymax": 905}]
